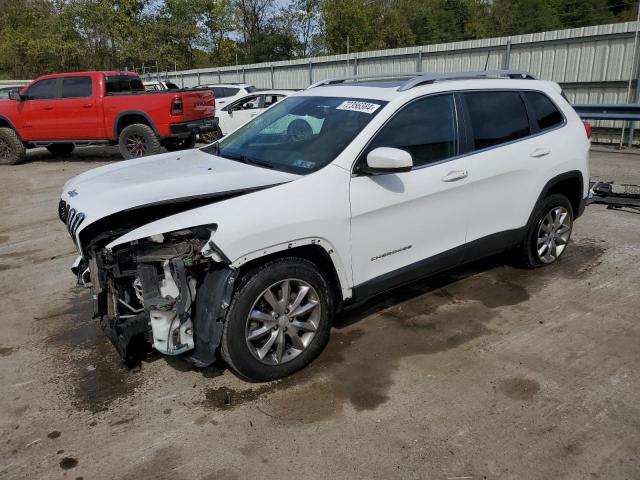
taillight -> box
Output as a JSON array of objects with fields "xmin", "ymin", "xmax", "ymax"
[
  {"xmin": 583, "ymin": 121, "xmax": 592, "ymax": 139},
  {"xmin": 171, "ymin": 97, "xmax": 183, "ymax": 115}
]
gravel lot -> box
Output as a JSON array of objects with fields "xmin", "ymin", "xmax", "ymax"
[{"xmin": 0, "ymin": 145, "xmax": 638, "ymax": 480}]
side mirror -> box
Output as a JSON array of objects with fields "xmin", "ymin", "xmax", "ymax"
[
  {"xmin": 361, "ymin": 147, "xmax": 413, "ymax": 175},
  {"xmin": 8, "ymin": 90, "xmax": 22, "ymax": 101}
]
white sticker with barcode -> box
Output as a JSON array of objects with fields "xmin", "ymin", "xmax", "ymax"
[{"xmin": 336, "ymin": 100, "xmax": 381, "ymax": 114}]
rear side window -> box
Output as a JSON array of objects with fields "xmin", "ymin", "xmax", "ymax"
[
  {"xmin": 61, "ymin": 76, "xmax": 92, "ymax": 98},
  {"xmin": 366, "ymin": 94, "xmax": 458, "ymax": 168},
  {"xmin": 106, "ymin": 76, "xmax": 144, "ymax": 94},
  {"xmin": 465, "ymin": 91, "xmax": 530, "ymax": 150},
  {"xmin": 24, "ymin": 79, "xmax": 57, "ymax": 100},
  {"xmin": 225, "ymin": 87, "xmax": 240, "ymax": 97},
  {"xmin": 523, "ymin": 91, "xmax": 564, "ymax": 130},
  {"xmin": 246, "ymin": 86, "xmax": 257, "ymax": 93},
  {"xmin": 211, "ymin": 87, "xmax": 227, "ymax": 98}
]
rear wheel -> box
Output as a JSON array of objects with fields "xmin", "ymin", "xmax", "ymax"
[
  {"xmin": 221, "ymin": 258, "xmax": 333, "ymax": 382},
  {"xmin": 516, "ymin": 193, "xmax": 573, "ymax": 268},
  {"xmin": 164, "ymin": 135, "xmax": 196, "ymax": 152},
  {"xmin": 118, "ymin": 124, "xmax": 161, "ymax": 159},
  {"xmin": 199, "ymin": 126, "xmax": 222, "ymax": 144},
  {"xmin": 0, "ymin": 128, "xmax": 26, "ymax": 165},
  {"xmin": 46, "ymin": 143, "xmax": 75, "ymax": 156}
]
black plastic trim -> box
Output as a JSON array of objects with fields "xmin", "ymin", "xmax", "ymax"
[
  {"xmin": 351, "ymin": 227, "xmax": 528, "ymax": 304},
  {"xmin": 113, "ymin": 110, "xmax": 160, "ymax": 138}
]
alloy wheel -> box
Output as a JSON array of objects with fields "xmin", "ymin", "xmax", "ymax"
[
  {"xmin": 536, "ymin": 206, "xmax": 572, "ymax": 263},
  {"xmin": 126, "ymin": 134, "xmax": 147, "ymax": 157},
  {"xmin": 245, "ymin": 278, "xmax": 321, "ymax": 366},
  {"xmin": 0, "ymin": 138, "xmax": 12, "ymax": 160}
]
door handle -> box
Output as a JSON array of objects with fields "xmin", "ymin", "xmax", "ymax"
[
  {"xmin": 441, "ymin": 170, "xmax": 468, "ymax": 182},
  {"xmin": 43, "ymin": 106, "xmax": 54, "ymax": 110},
  {"xmin": 530, "ymin": 148, "xmax": 550, "ymax": 158},
  {"xmin": 82, "ymin": 104, "xmax": 93, "ymax": 108}
]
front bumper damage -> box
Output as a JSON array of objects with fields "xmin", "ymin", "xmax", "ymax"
[{"xmin": 78, "ymin": 232, "xmax": 237, "ymax": 367}]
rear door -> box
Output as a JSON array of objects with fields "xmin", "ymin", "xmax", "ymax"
[
  {"xmin": 16, "ymin": 78, "xmax": 58, "ymax": 141},
  {"xmin": 461, "ymin": 90, "xmax": 562, "ymax": 253},
  {"xmin": 54, "ymin": 76, "xmax": 100, "ymax": 139},
  {"xmin": 349, "ymin": 93, "xmax": 470, "ymax": 289}
]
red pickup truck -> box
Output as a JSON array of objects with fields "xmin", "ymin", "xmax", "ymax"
[{"xmin": 0, "ymin": 71, "xmax": 216, "ymax": 164}]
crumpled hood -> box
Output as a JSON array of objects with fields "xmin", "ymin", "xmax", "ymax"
[{"xmin": 61, "ymin": 148, "xmax": 300, "ymax": 234}]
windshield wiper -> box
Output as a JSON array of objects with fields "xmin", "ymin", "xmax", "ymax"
[{"xmin": 221, "ymin": 152, "xmax": 273, "ymax": 169}]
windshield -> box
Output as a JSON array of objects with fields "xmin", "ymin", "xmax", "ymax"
[{"xmin": 202, "ymin": 96, "xmax": 387, "ymax": 174}]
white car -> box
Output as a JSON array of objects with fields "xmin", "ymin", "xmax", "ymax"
[
  {"xmin": 59, "ymin": 70, "xmax": 590, "ymax": 381},
  {"xmin": 142, "ymin": 80, "xmax": 179, "ymax": 91},
  {"xmin": 216, "ymin": 90, "xmax": 296, "ymax": 136},
  {"xmin": 196, "ymin": 83, "xmax": 258, "ymax": 108}
]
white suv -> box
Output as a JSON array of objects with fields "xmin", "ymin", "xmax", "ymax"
[{"xmin": 58, "ymin": 70, "xmax": 590, "ymax": 381}]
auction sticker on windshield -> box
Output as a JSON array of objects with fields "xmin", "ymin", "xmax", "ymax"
[{"xmin": 336, "ymin": 100, "xmax": 382, "ymax": 114}]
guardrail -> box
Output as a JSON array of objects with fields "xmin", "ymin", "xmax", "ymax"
[{"xmin": 573, "ymin": 104, "xmax": 640, "ymax": 121}]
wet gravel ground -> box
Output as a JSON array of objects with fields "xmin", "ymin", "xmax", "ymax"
[{"xmin": 0, "ymin": 145, "xmax": 639, "ymax": 479}]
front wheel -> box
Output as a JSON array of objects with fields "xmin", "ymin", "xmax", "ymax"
[
  {"xmin": 118, "ymin": 124, "xmax": 161, "ymax": 159},
  {"xmin": 516, "ymin": 193, "xmax": 573, "ymax": 268},
  {"xmin": 221, "ymin": 258, "xmax": 333, "ymax": 382},
  {"xmin": 0, "ymin": 128, "xmax": 26, "ymax": 165}
]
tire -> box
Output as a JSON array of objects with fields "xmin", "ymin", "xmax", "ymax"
[
  {"xmin": 0, "ymin": 127, "xmax": 26, "ymax": 165},
  {"xmin": 516, "ymin": 193, "xmax": 574, "ymax": 268},
  {"xmin": 118, "ymin": 124, "xmax": 161, "ymax": 159},
  {"xmin": 46, "ymin": 143, "xmax": 75, "ymax": 156},
  {"xmin": 164, "ymin": 135, "xmax": 196, "ymax": 152},
  {"xmin": 199, "ymin": 126, "xmax": 222, "ymax": 144},
  {"xmin": 221, "ymin": 257, "xmax": 334, "ymax": 382}
]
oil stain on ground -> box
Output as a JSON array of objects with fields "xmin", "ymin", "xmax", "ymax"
[
  {"xmin": 44, "ymin": 291, "xmax": 145, "ymax": 414},
  {"xmin": 201, "ymin": 239, "xmax": 606, "ymax": 422},
  {"xmin": 499, "ymin": 377, "xmax": 541, "ymax": 401}
]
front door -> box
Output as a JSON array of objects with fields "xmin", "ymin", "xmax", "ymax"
[
  {"xmin": 349, "ymin": 93, "xmax": 470, "ymax": 292},
  {"xmin": 17, "ymin": 78, "xmax": 59, "ymax": 141},
  {"xmin": 223, "ymin": 94, "xmax": 262, "ymax": 134}
]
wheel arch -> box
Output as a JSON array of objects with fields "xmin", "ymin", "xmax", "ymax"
[
  {"xmin": 113, "ymin": 111, "xmax": 160, "ymax": 139},
  {"xmin": 532, "ymin": 170, "xmax": 585, "ymax": 222},
  {"xmin": 230, "ymin": 238, "xmax": 351, "ymax": 306},
  {"xmin": 0, "ymin": 116, "xmax": 22, "ymax": 141}
]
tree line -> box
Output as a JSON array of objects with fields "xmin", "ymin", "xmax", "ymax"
[{"xmin": 0, "ymin": 0, "xmax": 637, "ymax": 79}]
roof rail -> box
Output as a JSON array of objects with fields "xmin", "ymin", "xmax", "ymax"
[
  {"xmin": 308, "ymin": 72, "xmax": 423, "ymax": 89},
  {"xmin": 307, "ymin": 70, "xmax": 537, "ymax": 91}
]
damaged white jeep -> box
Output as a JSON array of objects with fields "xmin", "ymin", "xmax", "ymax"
[{"xmin": 59, "ymin": 71, "xmax": 590, "ymax": 381}]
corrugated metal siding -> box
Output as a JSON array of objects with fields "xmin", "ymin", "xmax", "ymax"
[{"xmin": 142, "ymin": 21, "xmax": 640, "ymax": 144}]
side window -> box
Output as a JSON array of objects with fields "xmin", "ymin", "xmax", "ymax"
[
  {"xmin": 523, "ymin": 91, "xmax": 564, "ymax": 131},
  {"xmin": 24, "ymin": 79, "xmax": 57, "ymax": 100},
  {"xmin": 232, "ymin": 95, "xmax": 260, "ymax": 110},
  {"xmin": 264, "ymin": 95, "xmax": 285, "ymax": 108},
  {"xmin": 212, "ymin": 87, "xmax": 226, "ymax": 98},
  {"xmin": 61, "ymin": 76, "xmax": 92, "ymax": 98},
  {"xmin": 365, "ymin": 94, "xmax": 458, "ymax": 168},
  {"xmin": 225, "ymin": 87, "xmax": 240, "ymax": 97},
  {"xmin": 465, "ymin": 91, "xmax": 530, "ymax": 150}
]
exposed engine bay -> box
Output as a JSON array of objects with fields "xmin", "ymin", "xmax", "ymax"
[{"xmin": 79, "ymin": 226, "xmax": 237, "ymax": 366}]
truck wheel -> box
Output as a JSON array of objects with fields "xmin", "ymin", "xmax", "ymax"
[
  {"xmin": 118, "ymin": 124, "xmax": 161, "ymax": 159},
  {"xmin": 515, "ymin": 193, "xmax": 574, "ymax": 268},
  {"xmin": 221, "ymin": 258, "xmax": 333, "ymax": 382},
  {"xmin": 0, "ymin": 128, "xmax": 26, "ymax": 165},
  {"xmin": 199, "ymin": 126, "xmax": 222, "ymax": 144},
  {"xmin": 46, "ymin": 144, "xmax": 75, "ymax": 156},
  {"xmin": 164, "ymin": 135, "xmax": 196, "ymax": 152}
]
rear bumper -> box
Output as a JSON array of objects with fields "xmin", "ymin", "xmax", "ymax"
[{"xmin": 169, "ymin": 117, "xmax": 218, "ymax": 137}]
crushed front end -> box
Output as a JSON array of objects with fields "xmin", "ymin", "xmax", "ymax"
[{"xmin": 72, "ymin": 222, "xmax": 237, "ymax": 367}]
